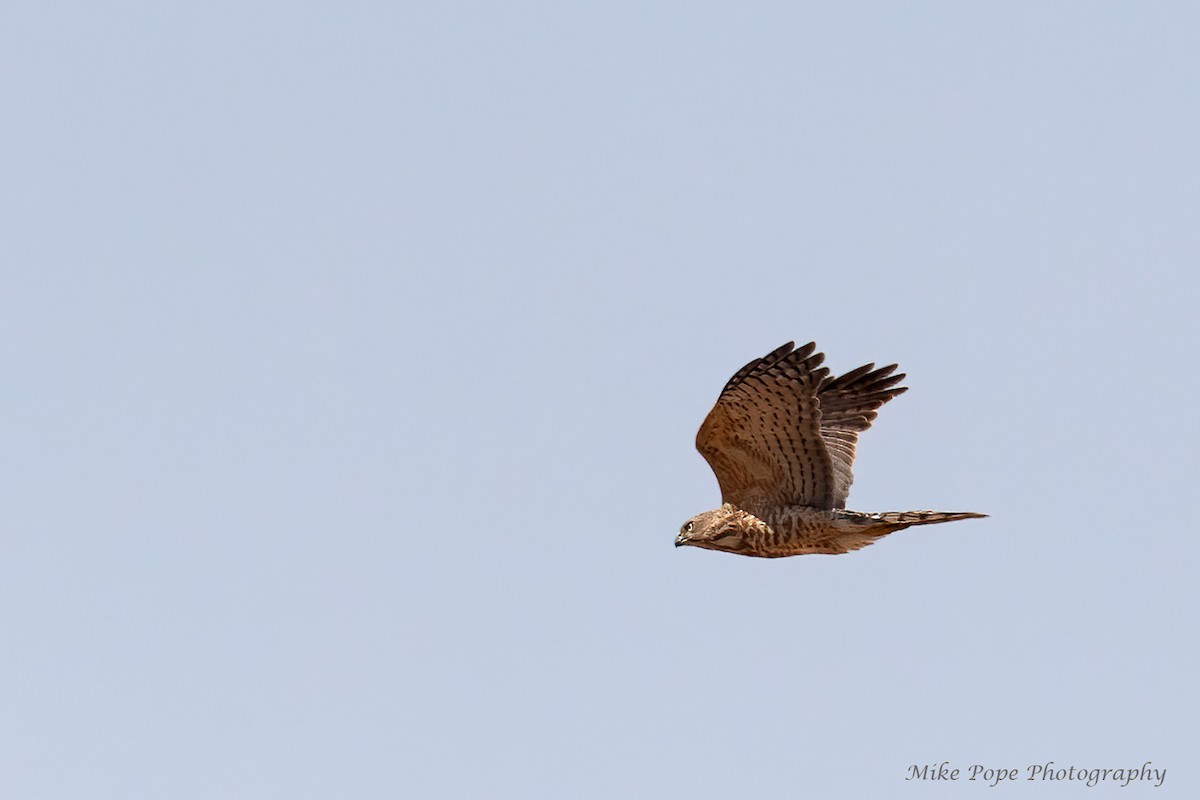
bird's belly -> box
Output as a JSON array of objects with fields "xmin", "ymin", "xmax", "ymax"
[{"xmin": 758, "ymin": 507, "xmax": 841, "ymax": 556}]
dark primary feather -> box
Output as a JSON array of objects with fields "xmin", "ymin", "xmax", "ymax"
[
  {"xmin": 716, "ymin": 340, "xmax": 804, "ymax": 394},
  {"xmin": 817, "ymin": 362, "xmax": 907, "ymax": 507}
]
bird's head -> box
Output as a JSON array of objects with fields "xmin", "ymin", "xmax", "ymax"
[{"xmin": 675, "ymin": 504, "xmax": 753, "ymax": 554}]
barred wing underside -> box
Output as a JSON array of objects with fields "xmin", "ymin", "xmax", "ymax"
[
  {"xmin": 696, "ymin": 342, "xmax": 836, "ymax": 514},
  {"xmin": 696, "ymin": 341, "xmax": 908, "ymax": 515}
]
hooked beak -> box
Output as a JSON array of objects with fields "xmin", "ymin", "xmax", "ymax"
[{"xmin": 675, "ymin": 533, "xmax": 689, "ymax": 548}]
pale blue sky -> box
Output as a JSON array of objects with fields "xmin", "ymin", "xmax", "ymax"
[{"xmin": 3, "ymin": 3, "xmax": 1198, "ymax": 798}]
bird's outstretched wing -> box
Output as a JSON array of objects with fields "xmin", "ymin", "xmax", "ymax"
[
  {"xmin": 696, "ymin": 342, "xmax": 836, "ymax": 515},
  {"xmin": 696, "ymin": 342, "xmax": 909, "ymax": 515},
  {"xmin": 816, "ymin": 362, "xmax": 907, "ymax": 508}
]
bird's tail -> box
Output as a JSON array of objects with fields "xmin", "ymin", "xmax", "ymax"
[
  {"xmin": 870, "ymin": 510, "xmax": 988, "ymax": 529},
  {"xmin": 829, "ymin": 509, "xmax": 987, "ymax": 552},
  {"xmin": 830, "ymin": 510, "xmax": 988, "ymax": 554}
]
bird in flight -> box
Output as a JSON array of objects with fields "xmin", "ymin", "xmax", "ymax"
[{"xmin": 677, "ymin": 341, "xmax": 985, "ymax": 557}]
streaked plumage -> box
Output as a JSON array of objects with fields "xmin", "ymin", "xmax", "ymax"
[{"xmin": 677, "ymin": 342, "xmax": 985, "ymax": 557}]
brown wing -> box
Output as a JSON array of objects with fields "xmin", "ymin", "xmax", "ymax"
[
  {"xmin": 817, "ymin": 362, "xmax": 907, "ymax": 508},
  {"xmin": 696, "ymin": 342, "xmax": 837, "ymax": 514}
]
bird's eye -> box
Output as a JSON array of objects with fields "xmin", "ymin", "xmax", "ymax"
[{"xmin": 683, "ymin": 522, "xmax": 694, "ymax": 533}]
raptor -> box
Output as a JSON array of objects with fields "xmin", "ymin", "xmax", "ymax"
[{"xmin": 677, "ymin": 341, "xmax": 985, "ymax": 557}]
